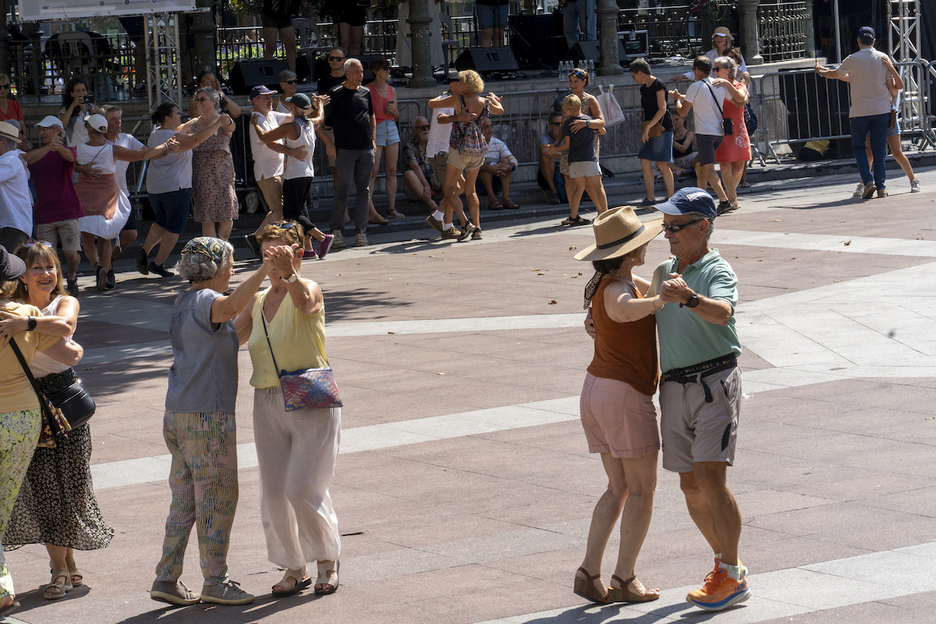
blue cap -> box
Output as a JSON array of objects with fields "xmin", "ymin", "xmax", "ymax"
[
  {"xmin": 858, "ymin": 26, "xmax": 875, "ymax": 40},
  {"xmin": 654, "ymin": 187, "xmax": 717, "ymax": 220}
]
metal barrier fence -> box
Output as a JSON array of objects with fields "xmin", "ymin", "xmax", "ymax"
[{"xmin": 753, "ymin": 61, "xmax": 934, "ymax": 164}]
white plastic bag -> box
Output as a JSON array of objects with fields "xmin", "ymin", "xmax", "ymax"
[{"xmin": 598, "ymin": 84, "xmax": 625, "ymax": 128}]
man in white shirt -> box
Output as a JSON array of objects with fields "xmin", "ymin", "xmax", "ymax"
[
  {"xmin": 477, "ymin": 118, "xmax": 519, "ymax": 211},
  {"xmin": 246, "ymin": 85, "xmax": 293, "ymax": 256},
  {"xmin": 815, "ymin": 26, "xmax": 892, "ymax": 199},
  {"xmin": 669, "ymin": 56, "xmax": 731, "ymax": 215},
  {"xmin": 0, "ymin": 121, "xmax": 32, "ymax": 252}
]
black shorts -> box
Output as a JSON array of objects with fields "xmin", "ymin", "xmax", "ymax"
[
  {"xmin": 335, "ymin": 4, "xmax": 368, "ymax": 26},
  {"xmin": 261, "ymin": 12, "xmax": 295, "ymax": 29},
  {"xmin": 122, "ymin": 201, "xmax": 137, "ymax": 231}
]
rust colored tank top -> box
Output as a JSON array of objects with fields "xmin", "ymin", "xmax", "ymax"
[{"xmin": 586, "ymin": 276, "xmax": 659, "ymax": 396}]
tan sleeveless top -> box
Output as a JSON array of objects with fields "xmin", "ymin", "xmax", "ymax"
[{"xmin": 586, "ymin": 277, "xmax": 659, "ymax": 396}]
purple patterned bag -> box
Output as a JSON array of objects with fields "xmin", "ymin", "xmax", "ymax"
[{"xmin": 262, "ymin": 313, "xmax": 343, "ymax": 411}]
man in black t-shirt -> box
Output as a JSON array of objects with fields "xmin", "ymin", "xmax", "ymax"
[{"xmin": 324, "ymin": 58, "xmax": 376, "ymax": 248}]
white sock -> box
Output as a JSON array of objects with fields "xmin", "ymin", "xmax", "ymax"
[
  {"xmin": 719, "ymin": 562, "xmax": 743, "ymax": 581},
  {"xmin": 433, "ymin": 210, "xmax": 444, "ymax": 221},
  {"xmin": 442, "ymin": 223, "xmax": 453, "ymax": 231}
]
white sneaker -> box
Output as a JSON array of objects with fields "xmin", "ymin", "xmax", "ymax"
[
  {"xmin": 852, "ymin": 182, "xmax": 865, "ymax": 197},
  {"xmin": 911, "ymin": 178, "xmax": 921, "ymax": 193},
  {"xmin": 331, "ymin": 230, "xmax": 344, "ymax": 250}
]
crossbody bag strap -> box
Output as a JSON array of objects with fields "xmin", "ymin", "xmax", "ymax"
[
  {"xmin": 704, "ymin": 80, "xmax": 724, "ymax": 116},
  {"xmin": 260, "ymin": 309, "xmax": 329, "ymax": 373},
  {"xmin": 9, "ymin": 338, "xmax": 51, "ymax": 416}
]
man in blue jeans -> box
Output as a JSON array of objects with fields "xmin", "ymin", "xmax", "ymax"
[{"xmin": 815, "ymin": 26, "xmax": 892, "ymax": 199}]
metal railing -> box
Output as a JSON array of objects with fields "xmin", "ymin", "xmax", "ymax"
[
  {"xmin": 752, "ymin": 61, "xmax": 934, "ymax": 164},
  {"xmin": 617, "ymin": 4, "xmax": 706, "ymax": 59},
  {"xmin": 757, "ymin": 1, "xmax": 810, "ymax": 62}
]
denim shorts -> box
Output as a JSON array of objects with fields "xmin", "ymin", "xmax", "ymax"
[
  {"xmin": 476, "ymin": 3, "xmax": 509, "ymax": 30},
  {"xmin": 375, "ymin": 119, "xmax": 400, "ymax": 147},
  {"xmin": 887, "ymin": 119, "xmax": 900, "ymax": 138},
  {"xmin": 638, "ymin": 130, "xmax": 674, "ymax": 163},
  {"xmin": 148, "ymin": 188, "xmax": 191, "ymax": 235}
]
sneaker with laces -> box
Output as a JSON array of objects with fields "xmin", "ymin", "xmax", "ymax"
[
  {"xmin": 135, "ymin": 247, "xmax": 149, "ymax": 275},
  {"xmin": 354, "ymin": 231, "xmax": 368, "ymax": 247},
  {"xmin": 911, "ymin": 178, "xmax": 921, "ymax": 193},
  {"xmin": 877, "ymin": 188, "xmax": 888, "ymax": 198},
  {"xmin": 458, "ymin": 223, "xmax": 477, "ymax": 241},
  {"xmin": 331, "ymin": 230, "xmax": 344, "ymax": 250},
  {"xmin": 862, "ymin": 181, "xmax": 876, "ymax": 199},
  {"xmin": 441, "ymin": 227, "xmax": 461, "ymax": 240},
  {"xmin": 148, "ymin": 262, "xmax": 174, "ymax": 278},
  {"xmin": 200, "ymin": 579, "xmax": 254, "ymax": 605},
  {"xmin": 318, "ymin": 234, "xmax": 334, "ymax": 259},
  {"xmin": 425, "ymin": 214, "xmax": 444, "ymax": 233},
  {"xmin": 105, "ymin": 269, "xmax": 116, "ymax": 290},
  {"xmin": 716, "ymin": 200, "xmax": 732, "ymax": 216},
  {"xmin": 150, "ymin": 580, "xmax": 200, "ymax": 605},
  {"xmin": 95, "ymin": 265, "xmax": 107, "ymax": 291},
  {"xmin": 244, "ymin": 234, "xmax": 261, "ymax": 259},
  {"xmin": 303, "ymin": 248, "xmax": 317, "ymax": 260},
  {"xmin": 687, "ymin": 568, "xmax": 750, "ymax": 611},
  {"xmin": 853, "ymin": 182, "xmax": 865, "ymax": 197},
  {"xmin": 547, "ymin": 192, "xmax": 561, "ymax": 205}
]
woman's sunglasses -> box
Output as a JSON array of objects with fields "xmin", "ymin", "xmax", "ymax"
[{"xmin": 23, "ymin": 240, "xmax": 53, "ymax": 248}]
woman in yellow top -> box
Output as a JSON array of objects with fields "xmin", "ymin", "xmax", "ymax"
[
  {"xmin": 235, "ymin": 222, "xmax": 340, "ymax": 599},
  {"xmin": 0, "ymin": 245, "xmax": 81, "ymax": 618}
]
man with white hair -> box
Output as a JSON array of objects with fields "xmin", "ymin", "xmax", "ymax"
[
  {"xmin": 23, "ymin": 116, "xmax": 83, "ymax": 295},
  {"xmin": 0, "ymin": 120, "xmax": 32, "ymax": 253},
  {"xmin": 324, "ymin": 57, "xmax": 376, "ymax": 249}
]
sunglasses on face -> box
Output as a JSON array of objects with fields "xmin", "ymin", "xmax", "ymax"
[
  {"xmin": 414, "ymin": 124, "xmax": 430, "ymax": 131},
  {"xmin": 0, "ymin": 84, "xmax": 10, "ymax": 90},
  {"xmin": 23, "ymin": 240, "xmax": 53, "ymax": 248},
  {"xmin": 195, "ymin": 96, "xmax": 210, "ymax": 103},
  {"xmin": 328, "ymin": 56, "xmax": 345, "ymax": 62},
  {"xmin": 549, "ymin": 121, "xmax": 561, "ymax": 127},
  {"xmin": 661, "ymin": 219, "xmax": 704, "ymax": 233},
  {"xmin": 284, "ymin": 79, "xmax": 298, "ymax": 85}
]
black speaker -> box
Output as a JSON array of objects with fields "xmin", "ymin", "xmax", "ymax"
[
  {"xmin": 353, "ymin": 54, "xmax": 383, "ymax": 84},
  {"xmin": 509, "ymin": 14, "xmax": 563, "ymax": 69},
  {"xmin": 229, "ymin": 60, "xmax": 289, "ymax": 95},
  {"xmin": 455, "ymin": 47, "xmax": 519, "ymax": 73}
]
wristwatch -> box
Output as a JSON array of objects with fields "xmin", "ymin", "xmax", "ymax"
[
  {"xmin": 27, "ymin": 316, "xmax": 37, "ymax": 331},
  {"xmin": 585, "ymin": 119, "xmax": 591, "ymax": 128},
  {"xmin": 685, "ymin": 293, "xmax": 700, "ymax": 308},
  {"xmin": 285, "ymin": 273, "xmax": 298, "ymax": 284}
]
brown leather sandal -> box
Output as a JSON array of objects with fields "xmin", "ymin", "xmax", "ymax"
[
  {"xmin": 607, "ymin": 574, "xmax": 660, "ymax": 603},
  {"xmin": 573, "ymin": 566, "xmax": 609, "ymax": 604}
]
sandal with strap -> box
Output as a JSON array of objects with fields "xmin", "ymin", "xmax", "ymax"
[
  {"xmin": 569, "ymin": 215, "xmax": 591, "ymax": 227},
  {"xmin": 314, "ymin": 560, "xmax": 339, "ymax": 595},
  {"xmin": 503, "ymin": 199, "xmax": 520, "ymax": 210},
  {"xmin": 573, "ymin": 567, "xmax": 609, "ymax": 604},
  {"xmin": 387, "ymin": 209, "xmax": 406, "ymax": 219},
  {"xmin": 607, "ymin": 574, "xmax": 660, "ymax": 603},
  {"xmin": 488, "ymin": 199, "xmax": 504, "ymax": 211},
  {"xmin": 44, "ymin": 570, "xmax": 72, "ymax": 600},
  {"xmin": 272, "ymin": 568, "xmax": 312, "ymax": 598},
  {"xmin": 64, "ymin": 556, "xmax": 84, "ymax": 587}
]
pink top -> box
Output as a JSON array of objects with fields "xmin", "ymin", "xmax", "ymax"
[
  {"xmin": 0, "ymin": 98, "xmax": 23, "ymax": 124},
  {"xmin": 367, "ymin": 83, "xmax": 396, "ymax": 125}
]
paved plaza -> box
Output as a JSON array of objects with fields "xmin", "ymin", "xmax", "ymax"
[{"xmin": 4, "ymin": 167, "xmax": 936, "ymax": 624}]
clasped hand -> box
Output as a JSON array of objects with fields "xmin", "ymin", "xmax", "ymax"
[{"xmin": 659, "ymin": 273, "xmax": 691, "ymax": 304}]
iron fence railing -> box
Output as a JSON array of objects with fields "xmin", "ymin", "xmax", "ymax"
[{"xmin": 757, "ymin": 0, "xmax": 809, "ymax": 62}]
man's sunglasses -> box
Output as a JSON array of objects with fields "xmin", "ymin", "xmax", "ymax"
[
  {"xmin": 414, "ymin": 124, "xmax": 430, "ymax": 131},
  {"xmin": 327, "ymin": 56, "xmax": 345, "ymax": 62},
  {"xmin": 661, "ymin": 219, "xmax": 704, "ymax": 233}
]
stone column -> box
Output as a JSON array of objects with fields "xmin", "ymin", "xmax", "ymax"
[
  {"xmin": 596, "ymin": 0, "xmax": 623, "ymax": 76},
  {"xmin": 408, "ymin": 0, "xmax": 436, "ymax": 88},
  {"xmin": 803, "ymin": 0, "xmax": 816, "ymax": 58},
  {"xmin": 738, "ymin": 0, "xmax": 763, "ymax": 65},
  {"xmin": 0, "ymin": 0, "xmax": 8, "ymax": 80}
]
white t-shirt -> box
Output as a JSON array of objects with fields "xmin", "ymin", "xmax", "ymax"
[
  {"xmin": 837, "ymin": 47, "xmax": 892, "ymax": 118},
  {"xmin": 685, "ymin": 78, "xmax": 728, "ymax": 136},
  {"xmin": 111, "ymin": 133, "xmax": 144, "ymax": 219},
  {"xmin": 427, "ymin": 101, "xmax": 454, "ymax": 157},
  {"xmin": 146, "ymin": 128, "xmax": 192, "ymax": 194},
  {"xmin": 0, "ymin": 149, "xmax": 32, "ymax": 235},
  {"xmin": 250, "ymin": 111, "xmax": 291, "ymax": 181},
  {"xmin": 283, "ymin": 118, "xmax": 316, "ymax": 180}
]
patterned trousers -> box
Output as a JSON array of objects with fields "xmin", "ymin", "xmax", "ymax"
[
  {"xmin": 155, "ymin": 411, "xmax": 238, "ymax": 586},
  {"xmin": 0, "ymin": 409, "xmax": 41, "ymax": 598}
]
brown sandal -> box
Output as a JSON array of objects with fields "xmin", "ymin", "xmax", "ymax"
[
  {"xmin": 607, "ymin": 574, "xmax": 660, "ymax": 603},
  {"xmin": 573, "ymin": 567, "xmax": 609, "ymax": 604}
]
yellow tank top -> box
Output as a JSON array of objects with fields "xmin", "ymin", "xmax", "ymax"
[{"xmin": 247, "ymin": 287, "xmax": 328, "ymax": 389}]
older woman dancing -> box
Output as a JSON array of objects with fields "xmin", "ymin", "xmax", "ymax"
[
  {"xmin": 1, "ymin": 242, "xmax": 111, "ymax": 600},
  {"xmin": 572, "ymin": 207, "xmax": 664, "ymax": 604},
  {"xmin": 149, "ymin": 237, "xmax": 271, "ymax": 606},
  {"xmin": 234, "ymin": 222, "xmax": 341, "ymax": 598},
  {"xmin": 190, "ymin": 87, "xmax": 239, "ymax": 240},
  {"xmin": 0, "ymin": 245, "xmax": 81, "ymax": 618}
]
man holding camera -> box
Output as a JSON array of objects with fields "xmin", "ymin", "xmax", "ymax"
[{"xmin": 669, "ymin": 57, "xmax": 731, "ymax": 215}]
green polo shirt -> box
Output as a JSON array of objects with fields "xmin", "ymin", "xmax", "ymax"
[{"xmin": 648, "ymin": 249, "xmax": 741, "ymax": 372}]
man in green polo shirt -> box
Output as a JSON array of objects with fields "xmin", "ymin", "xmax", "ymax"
[{"xmin": 649, "ymin": 187, "xmax": 749, "ymax": 611}]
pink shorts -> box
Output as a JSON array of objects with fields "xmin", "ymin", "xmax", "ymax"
[{"xmin": 580, "ymin": 373, "xmax": 660, "ymax": 458}]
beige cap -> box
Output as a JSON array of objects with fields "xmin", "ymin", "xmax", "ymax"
[{"xmin": 713, "ymin": 27, "xmax": 733, "ymax": 42}]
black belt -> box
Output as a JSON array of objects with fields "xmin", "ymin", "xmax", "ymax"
[
  {"xmin": 37, "ymin": 368, "xmax": 78, "ymax": 395},
  {"xmin": 663, "ymin": 354, "xmax": 737, "ymax": 403}
]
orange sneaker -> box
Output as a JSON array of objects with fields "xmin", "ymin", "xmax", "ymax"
[{"xmin": 686, "ymin": 567, "xmax": 751, "ymax": 611}]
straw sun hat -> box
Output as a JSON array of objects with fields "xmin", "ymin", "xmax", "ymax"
[{"xmin": 573, "ymin": 206, "xmax": 663, "ymax": 262}]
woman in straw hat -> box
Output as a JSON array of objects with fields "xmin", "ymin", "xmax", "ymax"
[
  {"xmin": 674, "ymin": 27, "xmax": 747, "ymax": 83},
  {"xmin": 571, "ymin": 206, "xmax": 664, "ymax": 605}
]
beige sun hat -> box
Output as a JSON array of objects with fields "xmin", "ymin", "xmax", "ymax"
[
  {"xmin": 0, "ymin": 121, "xmax": 19, "ymax": 142},
  {"xmin": 712, "ymin": 27, "xmax": 734, "ymax": 42},
  {"xmin": 573, "ymin": 206, "xmax": 663, "ymax": 262}
]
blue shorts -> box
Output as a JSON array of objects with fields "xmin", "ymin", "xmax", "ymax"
[
  {"xmin": 148, "ymin": 188, "xmax": 191, "ymax": 235},
  {"xmin": 638, "ymin": 130, "xmax": 674, "ymax": 163},
  {"xmin": 887, "ymin": 119, "xmax": 900, "ymax": 138},
  {"xmin": 375, "ymin": 119, "xmax": 400, "ymax": 147},
  {"xmin": 476, "ymin": 3, "xmax": 509, "ymax": 30}
]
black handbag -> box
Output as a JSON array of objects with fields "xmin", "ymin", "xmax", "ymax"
[
  {"xmin": 46, "ymin": 381, "xmax": 95, "ymax": 430},
  {"xmin": 9, "ymin": 338, "xmax": 70, "ymax": 447}
]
